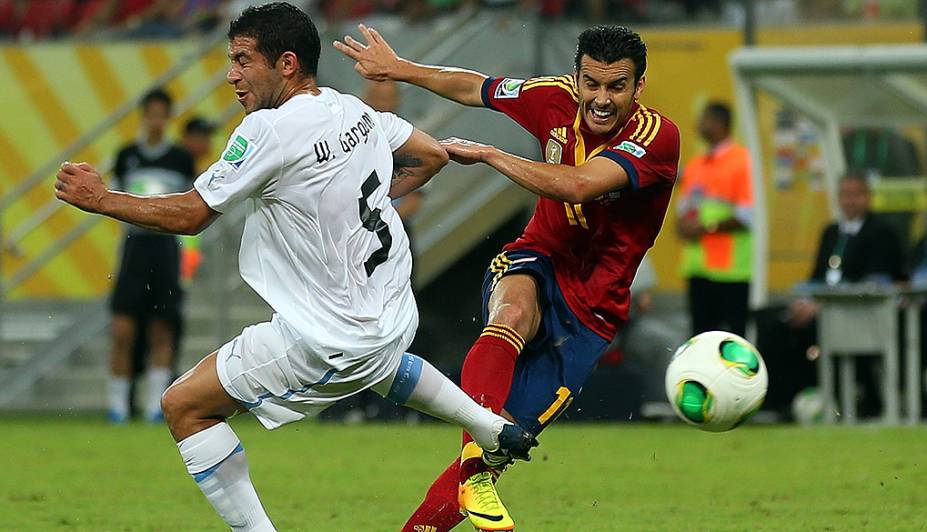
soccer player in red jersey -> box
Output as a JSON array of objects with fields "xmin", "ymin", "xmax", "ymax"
[{"xmin": 337, "ymin": 24, "xmax": 680, "ymax": 531}]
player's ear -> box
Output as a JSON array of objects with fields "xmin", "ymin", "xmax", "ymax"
[
  {"xmin": 278, "ymin": 51, "xmax": 300, "ymax": 77},
  {"xmin": 633, "ymin": 75, "xmax": 646, "ymax": 100}
]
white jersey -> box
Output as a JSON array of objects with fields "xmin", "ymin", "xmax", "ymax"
[{"xmin": 194, "ymin": 88, "xmax": 417, "ymax": 358}]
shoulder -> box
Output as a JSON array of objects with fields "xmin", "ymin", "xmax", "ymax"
[
  {"xmin": 116, "ymin": 144, "xmax": 137, "ymax": 158},
  {"xmin": 625, "ymin": 105, "xmax": 679, "ymax": 150},
  {"xmin": 485, "ymin": 75, "xmax": 579, "ymax": 105},
  {"xmin": 727, "ymin": 143, "xmax": 752, "ymax": 164},
  {"xmin": 520, "ymin": 75, "xmax": 579, "ymax": 102},
  {"xmin": 865, "ymin": 215, "xmax": 899, "ymax": 236},
  {"xmin": 168, "ymin": 144, "xmax": 192, "ymax": 158},
  {"xmin": 236, "ymin": 104, "xmax": 319, "ymax": 146}
]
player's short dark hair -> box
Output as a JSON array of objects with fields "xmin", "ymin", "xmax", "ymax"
[
  {"xmin": 703, "ymin": 102, "xmax": 732, "ymax": 130},
  {"xmin": 574, "ymin": 25, "xmax": 647, "ymax": 82},
  {"xmin": 228, "ymin": 2, "xmax": 320, "ymax": 77},
  {"xmin": 141, "ymin": 88, "xmax": 172, "ymax": 112}
]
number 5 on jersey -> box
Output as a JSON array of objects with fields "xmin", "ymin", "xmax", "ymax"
[{"xmin": 358, "ymin": 170, "xmax": 391, "ymax": 276}]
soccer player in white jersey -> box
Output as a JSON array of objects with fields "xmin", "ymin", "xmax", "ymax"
[{"xmin": 54, "ymin": 3, "xmax": 537, "ymax": 530}]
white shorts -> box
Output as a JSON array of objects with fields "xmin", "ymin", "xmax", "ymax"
[{"xmin": 216, "ymin": 314, "xmax": 414, "ymax": 430}]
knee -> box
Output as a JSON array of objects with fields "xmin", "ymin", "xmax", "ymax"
[
  {"xmin": 489, "ymin": 302, "xmax": 535, "ymax": 340},
  {"xmin": 160, "ymin": 383, "xmax": 189, "ymax": 430}
]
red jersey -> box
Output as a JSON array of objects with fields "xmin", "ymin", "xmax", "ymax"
[{"xmin": 481, "ymin": 75, "xmax": 680, "ymax": 340}]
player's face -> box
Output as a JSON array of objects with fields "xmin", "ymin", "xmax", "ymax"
[
  {"xmin": 575, "ymin": 55, "xmax": 644, "ymax": 137},
  {"xmin": 227, "ymin": 36, "xmax": 285, "ymax": 114}
]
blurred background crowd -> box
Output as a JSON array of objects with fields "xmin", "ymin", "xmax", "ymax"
[{"xmin": 0, "ymin": 0, "xmax": 920, "ymax": 41}]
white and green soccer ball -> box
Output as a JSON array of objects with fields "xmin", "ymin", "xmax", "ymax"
[
  {"xmin": 665, "ymin": 331, "xmax": 768, "ymax": 432},
  {"xmin": 791, "ymin": 387, "xmax": 826, "ymax": 425}
]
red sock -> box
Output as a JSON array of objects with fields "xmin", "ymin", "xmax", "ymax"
[
  {"xmin": 459, "ymin": 325, "xmax": 524, "ymax": 481},
  {"xmin": 401, "ymin": 458, "xmax": 466, "ymax": 532}
]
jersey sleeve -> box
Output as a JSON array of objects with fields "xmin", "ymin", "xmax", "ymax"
[
  {"xmin": 193, "ymin": 113, "xmax": 283, "ymax": 213},
  {"xmin": 595, "ymin": 116, "xmax": 680, "ymax": 191},
  {"xmin": 377, "ymin": 111, "xmax": 414, "ymax": 151},
  {"xmin": 481, "ymin": 75, "xmax": 577, "ymax": 138}
]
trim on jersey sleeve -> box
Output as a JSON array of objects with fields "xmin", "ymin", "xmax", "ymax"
[
  {"xmin": 193, "ymin": 175, "xmax": 227, "ymax": 213},
  {"xmin": 481, "ymin": 76, "xmax": 499, "ymax": 111},
  {"xmin": 597, "ymin": 150, "xmax": 640, "ymax": 190}
]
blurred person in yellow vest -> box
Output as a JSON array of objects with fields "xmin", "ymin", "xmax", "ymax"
[{"xmin": 677, "ymin": 102, "xmax": 753, "ymax": 336}]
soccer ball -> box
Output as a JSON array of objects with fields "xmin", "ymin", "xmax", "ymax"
[
  {"xmin": 791, "ymin": 387, "xmax": 826, "ymax": 425},
  {"xmin": 664, "ymin": 331, "xmax": 768, "ymax": 432}
]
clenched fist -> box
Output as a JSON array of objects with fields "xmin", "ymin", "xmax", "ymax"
[{"xmin": 55, "ymin": 161, "xmax": 108, "ymax": 213}]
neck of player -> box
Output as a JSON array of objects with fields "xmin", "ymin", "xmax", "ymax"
[{"xmin": 277, "ymin": 77, "xmax": 320, "ymax": 107}]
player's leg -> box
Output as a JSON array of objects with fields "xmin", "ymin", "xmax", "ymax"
[
  {"xmin": 109, "ymin": 313, "xmax": 137, "ymax": 423},
  {"xmin": 688, "ymin": 276, "xmax": 718, "ymax": 335},
  {"xmin": 109, "ymin": 236, "xmax": 147, "ymax": 423},
  {"xmin": 460, "ymin": 271, "xmax": 540, "ymax": 459},
  {"xmin": 721, "ymin": 281, "xmax": 750, "ymax": 337},
  {"xmin": 144, "ymin": 318, "xmax": 175, "ymax": 422},
  {"xmin": 400, "ymin": 458, "xmax": 464, "ymax": 532},
  {"xmin": 403, "ymin": 255, "xmax": 543, "ymax": 532},
  {"xmin": 161, "ymin": 353, "xmax": 275, "ymax": 531},
  {"xmin": 371, "ymin": 352, "xmax": 537, "ymax": 458},
  {"xmin": 145, "ymin": 237, "xmax": 183, "ymax": 422}
]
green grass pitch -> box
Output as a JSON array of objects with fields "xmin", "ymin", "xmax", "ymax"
[{"xmin": 2, "ymin": 415, "xmax": 926, "ymax": 531}]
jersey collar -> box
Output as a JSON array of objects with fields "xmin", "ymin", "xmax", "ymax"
[{"xmin": 572, "ymin": 101, "xmax": 639, "ymax": 165}]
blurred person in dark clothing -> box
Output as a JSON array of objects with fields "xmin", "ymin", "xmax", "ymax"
[
  {"xmin": 758, "ymin": 172, "xmax": 905, "ymax": 417},
  {"xmin": 108, "ymin": 88, "xmax": 195, "ymax": 423}
]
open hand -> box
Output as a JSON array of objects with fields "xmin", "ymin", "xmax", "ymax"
[
  {"xmin": 440, "ymin": 137, "xmax": 494, "ymax": 166},
  {"xmin": 333, "ymin": 24, "xmax": 402, "ymax": 82},
  {"xmin": 54, "ymin": 161, "xmax": 107, "ymax": 213}
]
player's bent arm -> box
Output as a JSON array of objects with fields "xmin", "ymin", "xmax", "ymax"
[
  {"xmin": 392, "ymin": 61, "xmax": 487, "ymax": 107},
  {"xmin": 481, "ymin": 147, "xmax": 629, "ymax": 204},
  {"xmin": 97, "ymin": 189, "xmax": 220, "ymax": 235},
  {"xmin": 389, "ymin": 128, "xmax": 449, "ymax": 199},
  {"xmin": 333, "ymin": 25, "xmax": 486, "ymax": 107},
  {"xmin": 55, "ymin": 161, "xmax": 220, "ymax": 234}
]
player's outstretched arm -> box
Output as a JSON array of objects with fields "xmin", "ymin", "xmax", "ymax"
[
  {"xmin": 334, "ymin": 24, "xmax": 487, "ymax": 107},
  {"xmin": 55, "ymin": 161, "xmax": 219, "ymax": 235},
  {"xmin": 442, "ymin": 137, "xmax": 628, "ymax": 203},
  {"xmin": 390, "ymin": 128, "xmax": 449, "ymax": 199}
]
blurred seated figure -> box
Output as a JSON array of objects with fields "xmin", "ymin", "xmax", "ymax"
[{"xmin": 757, "ymin": 172, "xmax": 906, "ymax": 418}]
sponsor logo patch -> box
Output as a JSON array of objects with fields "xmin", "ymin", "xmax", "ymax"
[
  {"xmin": 222, "ymin": 134, "xmax": 255, "ymax": 169},
  {"xmin": 494, "ymin": 78, "xmax": 525, "ymax": 99},
  {"xmin": 613, "ymin": 140, "xmax": 646, "ymax": 158}
]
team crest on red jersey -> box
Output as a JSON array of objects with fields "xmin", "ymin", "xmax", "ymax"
[{"xmin": 545, "ymin": 139, "xmax": 563, "ymax": 163}]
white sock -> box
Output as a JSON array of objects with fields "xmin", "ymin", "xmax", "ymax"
[
  {"xmin": 145, "ymin": 367, "xmax": 172, "ymax": 418},
  {"xmin": 374, "ymin": 353, "xmax": 507, "ymax": 452},
  {"xmin": 108, "ymin": 376, "xmax": 130, "ymax": 418},
  {"xmin": 177, "ymin": 423, "xmax": 275, "ymax": 531}
]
